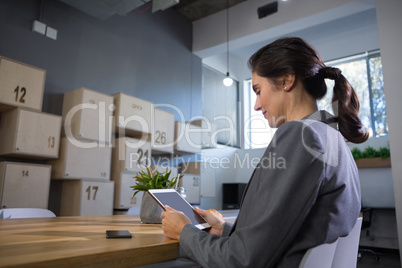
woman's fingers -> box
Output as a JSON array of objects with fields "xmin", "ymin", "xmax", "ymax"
[
  {"xmin": 161, "ymin": 208, "xmax": 191, "ymax": 240},
  {"xmin": 194, "ymin": 206, "xmax": 207, "ymax": 216},
  {"xmin": 207, "ymin": 208, "xmax": 223, "ymax": 218},
  {"xmin": 164, "ymin": 205, "xmax": 176, "ymax": 212}
]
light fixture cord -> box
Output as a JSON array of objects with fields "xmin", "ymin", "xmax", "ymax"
[
  {"xmin": 38, "ymin": 0, "xmax": 45, "ymax": 22},
  {"xmin": 226, "ymin": 0, "xmax": 229, "ymax": 75}
]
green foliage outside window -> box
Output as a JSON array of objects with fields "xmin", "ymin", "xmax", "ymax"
[{"xmin": 351, "ymin": 146, "xmax": 390, "ymax": 160}]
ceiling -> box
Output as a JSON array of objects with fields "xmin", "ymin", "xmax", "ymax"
[
  {"xmin": 58, "ymin": 0, "xmax": 247, "ymax": 21},
  {"xmin": 57, "ymin": 0, "xmax": 377, "ymax": 75},
  {"xmin": 172, "ymin": 0, "xmax": 248, "ymax": 22}
]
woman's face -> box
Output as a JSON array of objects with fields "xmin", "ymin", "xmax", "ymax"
[{"xmin": 252, "ymin": 72, "xmax": 286, "ymax": 128}]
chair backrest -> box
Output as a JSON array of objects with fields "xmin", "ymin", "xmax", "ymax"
[
  {"xmin": 332, "ymin": 217, "xmax": 363, "ymax": 268},
  {"xmin": 298, "ymin": 239, "xmax": 338, "ymax": 268},
  {"xmin": 0, "ymin": 208, "xmax": 56, "ymax": 219},
  {"xmin": 299, "ymin": 217, "xmax": 363, "ymax": 268}
]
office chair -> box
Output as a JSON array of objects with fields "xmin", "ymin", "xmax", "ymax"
[
  {"xmin": 299, "ymin": 239, "xmax": 338, "ymax": 268},
  {"xmin": 332, "ymin": 217, "xmax": 363, "ymax": 268},
  {"xmin": 358, "ymin": 208, "xmax": 379, "ymax": 261},
  {"xmin": 0, "ymin": 208, "xmax": 56, "ymax": 219},
  {"xmin": 299, "ymin": 217, "xmax": 362, "ymax": 268}
]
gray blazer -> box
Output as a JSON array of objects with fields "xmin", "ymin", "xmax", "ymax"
[{"xmin": 179, "ymin": 111, "xmax": 361, "ymax": 267}]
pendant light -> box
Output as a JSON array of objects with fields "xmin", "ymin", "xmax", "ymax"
[{"xmin": 223, "ymin": 0, "xmax": 233, "ymax": 87}]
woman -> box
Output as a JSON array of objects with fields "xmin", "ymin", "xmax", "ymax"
[{"xmin": 161, "ymin": 37, "xmax": 368, "ymax": 267}]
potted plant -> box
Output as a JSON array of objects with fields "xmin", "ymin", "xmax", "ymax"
[
  {"xmin": 351, "ymin": 146, "xmax": 391, "ymax": 168},
  {"xmin": 131, "ymin": 167, "xmax": 182, "ymax": 223}
]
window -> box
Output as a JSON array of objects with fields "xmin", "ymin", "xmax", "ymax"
[
  {"xmin": 244, "ymin": 51, "xmax": 387, "ymax": 149},
  {"xmin": 202, "ymin": 66, "xmax": 239, "ymax": 147}
]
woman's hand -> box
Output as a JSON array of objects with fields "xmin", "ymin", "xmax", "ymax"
[
  {"xmin": 161, "ymin": 205, "xmax": 191, "ymax": 240},
  {"xmin": 195, "ymin": 207, "xmax": 225, "ymax": 236}
]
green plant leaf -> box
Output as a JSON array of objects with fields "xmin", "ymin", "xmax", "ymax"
[
  {"xmin": 363, "ymin": 146, "xmax": 378, "ymax": 158},
  {"xmin": 130, "ymin": 167, "xmax": 179, "ymax": 192},
  {"xmin": 146, "ymin": 166, "xmax": 153, "ymax": 179},
  {"xmin": 378, "ymin": 147, "xmax": 390, "ymax": 159},
  {"xmin": 351, "ymin": 148, "xmax": 363, "ymax": 160},
  {"xmin": 167, "ymin": 176, "xmax": 178, "ymax": 189}
]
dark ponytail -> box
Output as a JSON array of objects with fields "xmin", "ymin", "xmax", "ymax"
[
  {"xmin": 320, "ymin": 67, "xmax": 369, "ymax": 143},
  {"xmin": 248, "ymin": 37, "xmax": 368, "ymax": 144}
]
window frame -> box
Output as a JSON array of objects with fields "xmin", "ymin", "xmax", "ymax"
[{"xmin": 202, "ymin": 65, "xmax": 241, "ymax": 148}]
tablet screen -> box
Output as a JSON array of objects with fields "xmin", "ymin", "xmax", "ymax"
[{"xmin": 148, "ymin": 189, "xmax": 210, "ymax": 229}]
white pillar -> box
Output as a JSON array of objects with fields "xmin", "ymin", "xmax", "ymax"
[{"xmin": 375, "ymin": 0, "xmax": 402, "ymax": 263}]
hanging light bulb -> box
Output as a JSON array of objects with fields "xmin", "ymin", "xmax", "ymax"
[
  {"xmin": 223, "ymin": 72, "xmax": 233, "ymax": 86},
  {"xmin": 223, "ymin": 0, "xmax": 233, "ymax": 87}
]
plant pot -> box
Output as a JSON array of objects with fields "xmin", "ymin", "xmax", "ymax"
[
  {"xmin": 140, "ymin": 191, "xmax": 163, "ymax": 224},
  {"xmin": 355, "ymin": 157, "xmax": 391, "ymax": 168}
]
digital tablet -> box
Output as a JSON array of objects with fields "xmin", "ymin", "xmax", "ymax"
[{"xmin": 148, "ymin": 189, "xmax": 211, "ymax": 230}]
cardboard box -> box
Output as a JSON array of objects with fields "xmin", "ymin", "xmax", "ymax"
[
  {"xmin": 0, "ymin": 108, "xmax": 61, "ymax": 159},
  {"xmin": 0, "ymin": 56, "xmax": 46, "ymax": 112},
  {"xmin": 111, "ymin": 137, "xmax": 151, "ymax": 180},
  {"xmin": 59, "ymin": 180, "xmax": 114, "ymax": 216},
  {"xmin": 113, "ymin": 92, "xmax": 152, "ymax": 139},
  {"xmin": 181, "ymin": 174, "xmax": 200, "ymax": 204},
  {"xmin": 174, "ymin": 122, "xmax": 202, "ymax": 155},
  {"xmin": 62, "ymin": 87, "xmax": 114, "ymax": 144},
  {"xmin": 152, "ymin": 108, "xmax": 174, "ymax": 154},
  {"xmin": 0, "ymin": 162, "xmax": 51, "ymax": 209},
  {"xmin": 113, "ymin": 172, "xmax": 143, "ymax": 209},
  {"xmin": 48, "ymin": 137, "xmax": 112, "ymax": 181},
  {"xmin": 189, "ymin": 119, "xmax": 217, "ymax": 148},
  {"xmin": 179, "ymin": 161, "xmax": 201, "ymax": 175}
]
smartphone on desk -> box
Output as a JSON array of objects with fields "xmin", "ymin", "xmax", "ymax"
[{"xmin": 106, "ymin": 230, "xmax": 132, "ymax": 238}]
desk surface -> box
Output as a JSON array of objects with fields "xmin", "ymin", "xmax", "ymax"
[{"xmin": 0, "ymin": 215, "xmax": 179, "ymax": 267}]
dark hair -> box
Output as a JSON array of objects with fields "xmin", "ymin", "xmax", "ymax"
[{"xmin": 248, "ymin": 37, "xmax": 368, "ymax": 144}]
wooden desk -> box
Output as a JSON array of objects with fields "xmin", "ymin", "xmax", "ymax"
[{"xmin": 0, "ymin": 215, "xmax": 179, "ymax": 267}]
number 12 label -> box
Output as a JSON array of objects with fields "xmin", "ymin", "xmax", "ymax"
[{"xmin": 14, "ymin": 86, "xmax": 27, "ymax": 103}]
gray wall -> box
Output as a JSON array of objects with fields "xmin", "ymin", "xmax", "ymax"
[
  {"xmin": 0, "ymin": 0, "xmax": 202, "ymax": 119},
  {"xmin": 0, "ymin": 0, "xmax": 202, "ymax": 214},
  {"xmin": 375, "ymin": 0, "xmax": 402, "ymax": 258}
]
